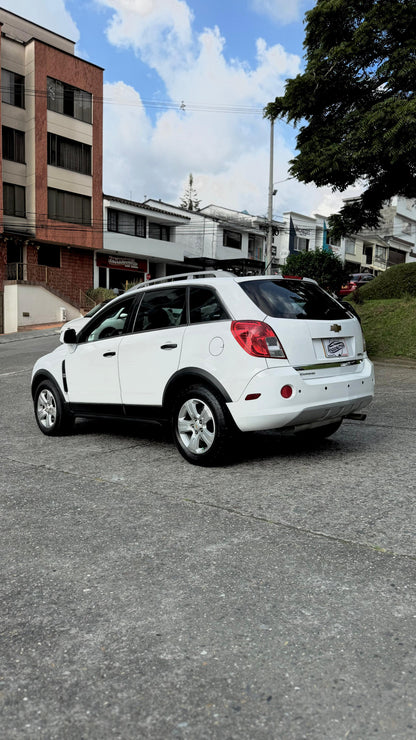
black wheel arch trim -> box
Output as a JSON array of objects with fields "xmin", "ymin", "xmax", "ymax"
[
  {"xmin": 31, "ymin": 370, "xmax": 66, "ymax": 401},
  {"xmin": 163, "ymin": 367, "xmax": 232, "ymax": 406}
]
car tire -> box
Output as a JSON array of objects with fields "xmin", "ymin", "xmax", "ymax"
[
  {"xmin": 296, "ymin": 419, "xmax": 343, "ymax": 441},
  {"xmin": 171, "ymin": 384, "xmax": 232, "ymax": 466},
  {"xmin": 34, "ymin": 379, "xmax": 73, "ymax": 436}
]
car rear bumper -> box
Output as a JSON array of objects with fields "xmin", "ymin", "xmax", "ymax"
[{"xmin": 227, "ymin": 358, "xmax": 375, "ymax": 432}]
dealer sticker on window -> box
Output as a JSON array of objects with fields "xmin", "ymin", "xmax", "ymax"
[{"xmin": 322, "ymin": 338, "xmax": 349, "ymax": 358}]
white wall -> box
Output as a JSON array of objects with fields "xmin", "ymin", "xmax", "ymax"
[{"xmin": 3, "ymin": 284, "xmax": 81, "ymax": 333}]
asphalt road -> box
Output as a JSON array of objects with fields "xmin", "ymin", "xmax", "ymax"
[{"xmin": 1, "ymin": 333, "xmax": 415, "ymax": 739}]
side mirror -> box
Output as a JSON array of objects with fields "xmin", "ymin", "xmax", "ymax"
[{"xmin": 63, "ymin": 328, "xmax": 77, "ymax": 344}]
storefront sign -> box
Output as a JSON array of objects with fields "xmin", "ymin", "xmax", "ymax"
[{"xmin": 97, "ymin": 253, "xmax": 147, "ymax": 272}]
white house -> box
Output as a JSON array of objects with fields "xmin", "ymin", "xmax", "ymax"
[
  {"xmin": 99, "ymin": 195, "xmax": 191, "ymax": 290},
  {"xmin": 339, "ymin": 196, "xmax": 416, "ymax": 275},
  {"xmin": 145, "ymin": 200, "xmax": 279, "ymax": 275}
]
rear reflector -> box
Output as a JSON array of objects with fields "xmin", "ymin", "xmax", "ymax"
[
  {"xmin": 280, "ymin": 385, "xmax": 293, "ymax": 399},
  {"xmin": 245, "ymin": 393, "xmax": 261, "ymax": 401}
]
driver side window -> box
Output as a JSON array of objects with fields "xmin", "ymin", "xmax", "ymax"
[{"xmin": 81, "ymin": 297, "xmax": 137, "ymax": 342}]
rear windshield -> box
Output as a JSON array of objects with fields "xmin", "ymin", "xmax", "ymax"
[{"xmin": 240, "ymin": 279, "xmax": 351, "ymax": 320}]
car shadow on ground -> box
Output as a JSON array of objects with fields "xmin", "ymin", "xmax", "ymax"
[{"xmin": 69, "ymin": 417, "xmax": 345, "ymax": 466}]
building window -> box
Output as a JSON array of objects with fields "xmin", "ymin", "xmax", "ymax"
[
  {"xmin": 48, "ymin": 188, "xmax": 91, "ymax": 225},
  {"xmin": 149, "ymin": 222, "xmax": 171, "ymax": 241},
  {"xmin": 223, "ymin": 230, "xmax": 242, "ymax": 249},
  {"xmin": 3, "ymin": 183, "xmax": 25, "ymax": 217},
  {"xmin": 108, "ymin": 209, "xmax": 146, "ymax": 237},
  {"xmin": 248, "ymin": 235, "xmax": 263, "ymax": 261},
  {"xmin": 2, "ymin": 126, "xmax": 25, "ymax": 163},
  {"xmin": 47, "ymin": 77, "xmax": 92, "ymax": 124},
  {"xmin": 1, "ymin": 69, "xmax": 25, "ymax": 108},
  {"xmin": 47, "ymin": 133, "xmax": 91, "ymax": 175},
  {"xmin": 375, "ymin": 245, "xmax": 387, "ymax": 262},
  {"xmin": 294, "ymin": 236, "xmax": 309, "ymax": 252},
  {"xmin": 364, "ymin": 245, "xmax": 373, "ymax": 265},
  {"xmin": 345, "ymin": 238, "xmax": 356, "ymax": 255},
  {"xmin": 38, "ymin": 245, "xmax": 61, "ymax": 268}
]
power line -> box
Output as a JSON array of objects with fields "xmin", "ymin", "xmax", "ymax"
[{"xmin": 0, "ymin": 85, "xmax": 266, "ymax": 116}]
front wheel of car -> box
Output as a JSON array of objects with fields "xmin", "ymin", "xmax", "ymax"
[
  {"xmin": 34, "ymin": 380, "xmax": 72, "ymax": 436},
  {"xmin": 171, "ymin": 385, "xmax": 232, "ymax": 466}
]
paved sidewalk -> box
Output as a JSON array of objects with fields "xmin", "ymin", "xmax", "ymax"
[{"xmin": 0, "ymin": 323, "xmax": 62, "ymax": 343}]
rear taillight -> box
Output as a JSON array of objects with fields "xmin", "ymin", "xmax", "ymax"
[{"xmin": 231, "ymin": 321, "xmax": 287, "ymax": 359}]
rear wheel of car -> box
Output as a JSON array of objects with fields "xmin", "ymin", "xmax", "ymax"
[
  {"xmin": 171, "ymin": 384, "xmax": 231, "ymax": 466},
  {"xmin": 296, "ymin": 419, "xmax": 343, "ymax": 441},
  {"xmin": 34, "ymin": 380, "xmax": 72, "ymax": 436}
]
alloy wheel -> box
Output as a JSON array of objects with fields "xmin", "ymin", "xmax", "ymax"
[{"xmin": 177, "ymin": 397, "xmax": 216, "ymax": 455}]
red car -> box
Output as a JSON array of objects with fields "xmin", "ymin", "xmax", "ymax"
[{"xmin": 339, "ymin": 273, "xmax": 375, "ymax": 297}]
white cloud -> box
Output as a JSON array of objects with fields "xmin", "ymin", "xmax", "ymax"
[
  {"xmin": 250, "ymin": 0, "xmax": 305, "ymax": 25},
  {"xmin": 98, "ymin": 0, "xmax": 307, "ymax": 212},
  {"xmin": 2, "ymin": 0, "xmax": 354, "ymax": 222},
  {"xmin": 96, "ymin": 0, "xmax": 194, "ymax": 73}
]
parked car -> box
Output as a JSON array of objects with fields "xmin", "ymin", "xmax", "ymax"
[
  {"xmin": 32, "ymin": 272, "xmax": 375, "ymax": 466},
  {"xmin": 339, "ymin": 273, "xmax": 375, "ymax": 297},
  {"xmin": 59, "ymin": 300, "xmax": 113, "ymax": 342}
]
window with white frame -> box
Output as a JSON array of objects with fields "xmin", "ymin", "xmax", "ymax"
[
  {"xmin": 345, "ymin": 238, "xmax": 356, "ymax": 255},
  {"xmin": 375, "ymin": 245, "xmax": 387, "ymax": 262},
  {"xmin": 294, "ymin": 236, "xmax": 309, "ymax": 252}
]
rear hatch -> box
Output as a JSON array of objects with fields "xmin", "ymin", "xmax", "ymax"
[{"xmin": 239, "ymin": 277, "xmax": 364, "ymax": 373}]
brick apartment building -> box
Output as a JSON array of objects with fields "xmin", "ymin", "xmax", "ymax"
[{"xmin": 0, "ymin": 8, "xmax": 103, "ymax": 332}]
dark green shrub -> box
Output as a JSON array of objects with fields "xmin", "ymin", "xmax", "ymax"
[
  {"xmin": 282, "ymin": 250, "xmax": 349, "ymax": 293},
  {"xmin": 358, "ymin": 262, "xmax": 416, "ymax": 301}
]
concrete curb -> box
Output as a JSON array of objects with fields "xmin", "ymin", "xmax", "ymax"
[{"xmin": 0, "ymin": 326, "xmax": 62, "ymax": 344}]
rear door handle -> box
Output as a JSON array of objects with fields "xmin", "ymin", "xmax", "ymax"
[
  {"xmin": 161, "ymin": 343, "xmax": 177, "ymax": 350},
  {"xmin": 103, "ymin": 351, "xmax": 116, "ymax": 357}
]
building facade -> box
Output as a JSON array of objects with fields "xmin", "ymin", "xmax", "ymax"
[
  {"xmin": 145, "ymin": 200, "xmax": 271, "ymax": 275},
  {"xmin": 0, "ymin": 8, "xmax": 103, "ymax": 332},
  {"xmin": 101, "ymin": 195, "xmax": 191, "ymax": 290}
]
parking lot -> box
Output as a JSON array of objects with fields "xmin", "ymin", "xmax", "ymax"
[{"xmin": 1, "ymin": 332, "xmax": 416, "ymax": 739}]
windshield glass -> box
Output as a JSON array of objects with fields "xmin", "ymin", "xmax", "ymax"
[{"xmin": 240, "ymin": 279, "xmax": 351, "ymax": 320}]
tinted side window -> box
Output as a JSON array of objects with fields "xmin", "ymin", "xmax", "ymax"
[
  {"xmin": 240, "ymin": 279, "xmax": 351, "ymax": 320},
  {"xmin": 189, "ymin": 287, "xmax": 229, "ymax": 323},
  {"xmin": 80, "ymin": 297, "xmax": 137, "ymax": 342},
  {"xmin": 133, "ymin": 287, "xmax": 186, "ymax": 332}
]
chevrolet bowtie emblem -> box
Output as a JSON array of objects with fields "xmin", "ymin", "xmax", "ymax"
[{"xmin": 330, "ymin": 324, "xmax": 342, "ymax": 333}]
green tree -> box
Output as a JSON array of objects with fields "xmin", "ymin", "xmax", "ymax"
[
  {"xmin": 180, "ymin": 173, "xmax": 201, "ymax": 211},
  {"xmin": 265, "ymin": 0, "xmax": 416, "ymax": 238},
  {"xmin": 282, "ymin": 250, "xmax": 348, "ymax": 293}
]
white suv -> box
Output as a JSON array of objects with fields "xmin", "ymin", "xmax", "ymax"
[{"xmin": 31, "ymin": 271, "xmax": 375, "ymax": 465}]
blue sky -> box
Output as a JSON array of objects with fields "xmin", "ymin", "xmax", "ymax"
[{"xmin": 3, "ymin": 0, "xmax": 360, "ymax": 219}]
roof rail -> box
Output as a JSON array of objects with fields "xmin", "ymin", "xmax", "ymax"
[{"xmin": 134, "ymin": 270, "xmax": 236, "ymax": 288}]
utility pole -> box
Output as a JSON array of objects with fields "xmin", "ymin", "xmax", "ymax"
[{"xmin": 265, "ymin": 118, "xmax": 275, "ymax": 275}]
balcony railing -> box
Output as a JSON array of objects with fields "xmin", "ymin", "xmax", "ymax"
[{"xmin": 6, "ymin": 262, "xmax": 59, "ymax": 283}]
